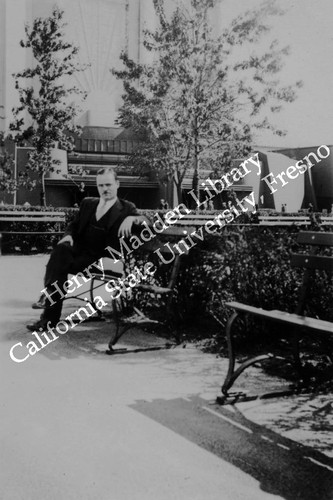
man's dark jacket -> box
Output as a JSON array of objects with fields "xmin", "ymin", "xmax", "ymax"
[{"xmin": 63, "ymin": 197, "xmax": 142, "ymax": 251}]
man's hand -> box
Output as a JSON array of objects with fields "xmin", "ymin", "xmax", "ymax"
[
  {"xmin": 58, "ymin": 235, "xmax": 74, "ymax": 246},
  {"xmin": 118, "ymin": 216, "xmax": 137, "ymax": 238}
]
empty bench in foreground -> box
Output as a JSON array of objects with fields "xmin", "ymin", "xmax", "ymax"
[
  {"xmin": 218, "ymin": 230, "xmax": 333, "ymax": 404},
  {"xmin": 0, "ymin": 210, "xmax": 66, "ymax": 254}
]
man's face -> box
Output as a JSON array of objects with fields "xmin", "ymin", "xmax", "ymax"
[{"xmin": 96, "ymin": 172, "xmax": 119, "ymax": 201}]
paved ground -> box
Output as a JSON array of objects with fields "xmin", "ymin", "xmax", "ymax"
[{"xmin": 1, "ymin": 255, "xmax": 333, "ymax": 499}]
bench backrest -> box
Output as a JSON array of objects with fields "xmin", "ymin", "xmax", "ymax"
[
  {"xmin": 291, "ymin": 231, "xmax": 333, "ymax": 273},
  {"xmin": 291, "ymin": 231, "xmax": 333, "ymax": 315},
  {"xmin": 159, "ymin": 227, "xmax": 191, "ymax": 289},
  {"xmin": 129, "ymin": 225, "xmax": 191, "ymax": 292},
  {"xmin": 168, "ymin": 213, "xmax": 333, "ymax": 227},
  {"xmin": 0, "ymin": 211, "xmax": 66, "ymax": 223},
  {"xmin": 259, "ymin": 216, "xmax": 333, "ymax": 226}
]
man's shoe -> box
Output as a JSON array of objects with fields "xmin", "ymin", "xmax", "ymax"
[
  {"xmin": 32, "ymin": 294, "xmax": 47, "ymax": 309},
  {"xmin": 26, "ymin": 319, "xmax": 56, "ymax": 332}
]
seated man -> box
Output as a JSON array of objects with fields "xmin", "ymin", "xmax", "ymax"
[{"xmin": 27, "ymin": 167, "xmax": 145, "ymax": 331}]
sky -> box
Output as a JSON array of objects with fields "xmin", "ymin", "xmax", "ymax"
[
  {"xmin": 214, "ymin": 0, "xmax": 333, "ymax": 147},
  {"xmin": 6, "ymin": 0, "xmax": 333, "ymax": 149},
  {"xmin": 63, "ymin": 0, "xmax": 333, "ymax": 149}
]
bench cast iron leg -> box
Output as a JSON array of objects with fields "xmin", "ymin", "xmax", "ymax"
[
  {"xmin": 222, "ymin": 311, "xmax": 239, "ymax": 395},
  {"xmin": 108, "ymin": 323, "xmax": 131, "ymax": 351},
  {"xmin": 89, "ymin": 278, "xmax": 103, "ymax": 320},
  {"xmin": 291, "ymin": 331, "xmax": 304, "ymax": 377},
  {"xmin": 106, "ymin": 297, "xmax": 132, "ymax": 353},
  {"xmin": 222, "ymin": 311, "xmax": 272, "ymax": 396}
]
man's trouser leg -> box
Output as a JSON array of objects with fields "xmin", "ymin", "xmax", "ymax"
[{"xmin": 41, "ymin": 244, "xmax": 93, "ymax": 325}]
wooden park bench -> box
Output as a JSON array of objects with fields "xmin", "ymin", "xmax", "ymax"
[
  {"xmin": 172, "ymin": 212, "xmax": 333, "ymax": 228},
  {"xmin": 257, "ymin": 215, "xmax": 333, "ymax": 227},
  {"xmin": 217, "ymin": 230, "xmax": 333, "ymax": 404},
  {"xmin": 68, "ymin": 226, "xmax": 190, "ymax": 354},
  {"xmin": 0, "ymin": 210, "xmax": 66, "ymax": 254}
]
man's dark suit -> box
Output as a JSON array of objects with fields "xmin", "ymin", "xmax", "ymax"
[
  {"xmin": 41, "ymin": 197, "xmax": 141, "ymax": 325},
  {"xmin": 62, "ymin": 197, "xmax": 139, "ymax": 251}
]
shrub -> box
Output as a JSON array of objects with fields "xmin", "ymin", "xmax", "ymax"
[{"xmin": 171, "ymin": 225, "xmax": 333, "ymax": 350}]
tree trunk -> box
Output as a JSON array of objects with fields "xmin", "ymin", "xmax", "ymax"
[
  {"xmin": 40, "ymin": 172, "xmax": 46, "ymax": 206},
  {"xmin": 192, "ymin": 114, "xmax": 200, "ymax": 211},
  {"xmin": 176, "ymin": 182, "xmax": 183, "ymax": 206}
]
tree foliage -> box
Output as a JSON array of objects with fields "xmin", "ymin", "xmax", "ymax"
[
  {"xmin": 10, "ymin": 7, "xmax": 86, "ymax": 203},
  {"xmin": 114, "ymin": 0, "xmax": 302, "ymax": 202},
  {"xmin": 0, "ymin": 133, "xmax": 16, "ymax": 193}
]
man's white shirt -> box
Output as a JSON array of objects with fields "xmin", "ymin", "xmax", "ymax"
[{"xmin": 95, "ymin": 198, "xmax": 117, "ymax": 221}]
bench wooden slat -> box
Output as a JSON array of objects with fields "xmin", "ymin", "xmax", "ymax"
[
  {"xmin": 173, "ymin": 219, "xmax": 333, "ymax": 227},
  {"xmin": 0, "ymin": 217, "xmax": 65, "ymax": 222},
  {"xmin": 259, "ymin": 221, "xmax": 310, "ymax": 226},
  {"xmin": 291, "ymin": 254, "xmax": 333, "ymax": 272},
  {"xmin": 160, "ymin": 226, "xmax": 190, "ymax": 237},
  {"xmin": 176, "ymin": 214, "xmax": 218, "ymax": 219},
  {"xmin": 137, "ymin": 284, "xmax": 173, "ymax": 294},
  {"xmin": 0, "ymin": 211, "xmax": 65, "ymax": 216},
  {"xmin": 259, "ymin": 217, "xmax": 310, "ymax": 221},
  {"xmin": 225, "ymin": 301, "xmax": 333, "ymax": 334},
  {"xmin": 172, "ymin": 216, "xmax": 333, "ymax": 228},
  {"xmin": 297, "ymin": 231, "xmax": 333, "ymax": 246},
  {"xmin": 173, "ymin": 220, "xmax": 211, "ymax": 226},
  {"xmin": 0, "ymin": 231, "xmax": 63, "ymax": 235},
  {"xmin": 174, "ymin": 220, "xmax": 313, "ymax": 227}
]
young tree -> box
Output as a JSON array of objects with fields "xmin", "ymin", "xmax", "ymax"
[
  {"xmin": 0, "ymin": 132, "xmax": 16, "ymax": 194},
  {"xmin": 114, "ymin": 0, "xmax": 302, "ymax": 204},
  {"xmin": 10, "ymin": 7, "xmax": 86, "ymax": 205}
]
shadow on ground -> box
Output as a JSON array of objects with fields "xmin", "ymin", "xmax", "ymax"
[
  {"xmin": 131, "ymin": 395, "xmax": 333, "ymax": 500},
  {"xmin": 4, "ymin": 298, "xmax": 176, "ymax": 361}
]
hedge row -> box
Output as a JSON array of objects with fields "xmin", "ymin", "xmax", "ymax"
[
  {"xmin": 1, "ymin": 207, "xmax": 332, "ymax": 345},
  {"xmin": 0, "ymin": 204, "xmax": 319, "ymax": 254},
  {"xmin": 122, "ymin": 223, "xmax": 333, "ymax": 355},
  {"xmin": 173, "ymin": 226, "xmax": 333, "ymax": 338}
]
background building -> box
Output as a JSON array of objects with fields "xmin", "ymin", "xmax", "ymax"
[
  {"xmin": 0, "ymin": 0, "xmax": 169, "ymax": 208},
  {"xmin": 0, "ymin": 0, "xmax": 331, "ymax": 210}
]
